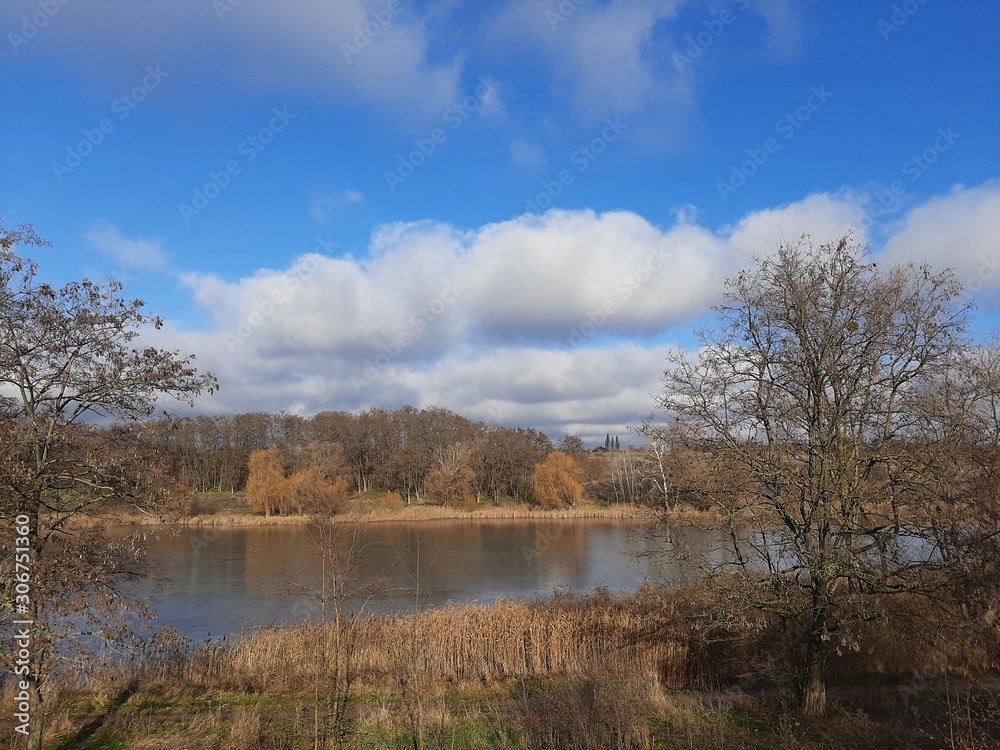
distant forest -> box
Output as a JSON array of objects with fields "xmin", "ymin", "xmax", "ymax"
[{"xmin": 144, "ymin": 407, "xmax": 655, "ymax": 507}]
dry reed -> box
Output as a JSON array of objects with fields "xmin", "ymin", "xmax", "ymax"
[{"xmin": 174, "ymin": 587, "xmax": 729, "ymax": 696}]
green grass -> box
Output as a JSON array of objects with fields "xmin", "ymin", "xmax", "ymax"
[{"xmin": 722, "ymin": 705, "xmax": 775, "ymax": 735}]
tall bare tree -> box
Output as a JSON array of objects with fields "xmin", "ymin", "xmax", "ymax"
[
  {"xmin": 424, "ymin": 441, "xmax": 476, "ymax": 503},
  {"xmin": 0, "ymin": 222, "xmax": 216, "ymax": 749},
  {"xmin": 654, "ymin": 235, "xmax": 997, "ymax": 717}
]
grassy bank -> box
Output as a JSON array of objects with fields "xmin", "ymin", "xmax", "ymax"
[
  {"xmin": 68, "ymin": 492, "xmax": 655, "ymax": 529},
  {"xmin": 5, "ymin": 587, "xmax": 999, "ymax": 749}
]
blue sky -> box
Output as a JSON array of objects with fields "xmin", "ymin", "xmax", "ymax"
[{"xmin": 2, "ymin": 0, "xmax": 999, "ymax": 444}]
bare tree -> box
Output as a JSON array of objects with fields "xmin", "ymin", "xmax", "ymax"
[
  {"xmin": 592, "ymin": 448, "xmax": 644, "ymax": 504},
  {"xmin": 424, "ymin": 441, "xmax": 476, "ymax": 503},
  {"xmin": 633, "ymin": 416, "xmax": 678, "ymax": 509},
  {"xmin": 287, "ymin": 522, "xmax": 386, "ymax": 748},
  {"xmin": 653, "ymin": 235, "xmax": 997, "ymax": 717},
  {"xmin": 556, "ymin": 434, "xmax": 586, "ymax": 454},
  {"xmin": 0, "ymin": 222, "xmax": 216, "ymax": 749}
]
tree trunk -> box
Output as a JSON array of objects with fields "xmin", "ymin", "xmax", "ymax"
[
  {"xmin": 25, "ymin": 674, "xmax": 44, "ymax": 750},
  {"xmin": 801, "ymin": 635, "xmax": 828, "ymax": 718},
  {"xmin": 801, "ymin": 582, "xmax": 831, "ymax": 718}
]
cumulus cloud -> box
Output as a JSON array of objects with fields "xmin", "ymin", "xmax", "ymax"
[
  {"xmin": 722, "ymin": 192, "xmax": 867, "ymax": 255},
  {"xmin": 138, "ymin": 185, "xmax": 1000, "ymax": 443},
  {"xmin": 877, "ymin": 181, "xmax": 1000, "ymax": 299}
]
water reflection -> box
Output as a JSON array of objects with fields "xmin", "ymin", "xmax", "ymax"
[{"xmin": 121, "ymin": 520, "xmax": 682, "ymax": 640}]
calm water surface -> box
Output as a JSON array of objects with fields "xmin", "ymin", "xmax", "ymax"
[{"xmin": 123, "ymin": 520, "xmax": 690, "ymax": 640}]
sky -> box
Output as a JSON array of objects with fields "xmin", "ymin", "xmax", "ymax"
[{"xmin": 2, "ymin": 0, "xmax": 999, "ymax": 446}]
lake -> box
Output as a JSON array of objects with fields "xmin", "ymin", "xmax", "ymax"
[{"xmin": 123, "ymin": 519, "xmax": 694, "ymax": 640}]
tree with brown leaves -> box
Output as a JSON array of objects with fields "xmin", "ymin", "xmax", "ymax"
[{"xmin": 0, "ymin": 221, "xmax": 216, "ymax": 749}]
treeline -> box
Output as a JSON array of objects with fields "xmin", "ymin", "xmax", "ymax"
[{"xmin": 144, "ymin": 406, "xmax": 668, "ymax": 510}]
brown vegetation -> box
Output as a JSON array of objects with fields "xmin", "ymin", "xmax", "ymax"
[
  {"xmin": 5, "ymin": 586, "xmax": 998, "ymax": 749},
  {"xmin": 245, "ymin": 448, "xmax": 350, "ymax": 516},
  {"xmin": 532, "ymin": 451, "xmax": 585, "ymax": 508},
  {"xmin": 0, "ymin": 222, "xmax": 216, "ymax": 750},
  {"xmin": 654, "ymin": 235, "xmax": 1000, "ymax": 718},
  {"xmin": 145, "ymin": 406, "xmax": 554, "ymax": 504}
]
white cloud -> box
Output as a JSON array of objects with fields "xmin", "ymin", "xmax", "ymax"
[
  {"xmin": 877, "ymin": 181, "xmax": 1000, "ymax": 298},
  {"xmin": 488, "ymin": 0, "xmax": 688, "ymax": 122},
  {"xmin": 481, "ymin": 0, "xmax": 805, "ymax": 130},
  {"xmin": 86, "ymin": 223, "xmax": 171, "ymax": 272},
  {"xmin": 0, "ymin": 0, "xmax": 463, "ymax": 123},
  {"xmin": 722, "ymin": 192, "xmax": 868, "ymax": 256},
  {"xmin": 150, "ymin": 183, "xmax": 1000, "ymax": 443}
]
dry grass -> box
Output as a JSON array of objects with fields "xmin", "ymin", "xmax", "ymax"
[
  {"xmin": 65, "ymin": 497, "xmax": 655, "ymax": 529},
  {"xmin": 170, "ymin": 586, "xmax": 731, "ymax": 697},
  {"xmin": 8, "ymin": 585, "xmax": 1000, "ymax": 749}
]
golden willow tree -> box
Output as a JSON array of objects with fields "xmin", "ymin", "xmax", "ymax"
[
  {"xmin": 532, "ymin": 451, "xmax": 584, "ymax": 508},
  {"xmin": 654, "ymin": 235, "xmax": 1000, "ymax": 718},
  {"xmin": 245, "ymin": 447, "xmax": 349, "ymax": 516},
  {"xmin": 0, "ymin": 222, "xmax": 216, "ymax": 749}
]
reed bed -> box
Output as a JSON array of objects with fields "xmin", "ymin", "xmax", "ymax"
[
  {"xmin": 14, "ymin": 587, "xmax": 1000, "ymax": 749},
  {"xmin": 176, "ymin": 587, "xmax": 728, "ymax": 695}
]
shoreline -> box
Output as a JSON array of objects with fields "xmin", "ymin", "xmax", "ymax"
[{"xmin": 68, "ymin": 501, "xmax": 661, "ymax": 529}]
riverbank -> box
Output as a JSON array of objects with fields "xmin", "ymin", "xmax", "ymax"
[
  {"xmin": 68, "ymin": 493, "xmax": 658, "ymax": 529},
  {"xmin": 5, "ymin": 586, "xmax": 997, "ymax": 749}
]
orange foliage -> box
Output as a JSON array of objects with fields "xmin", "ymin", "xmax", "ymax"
[
  {"xmin": 247, "ymin": 448, "xmax": 351, "ymax": 516},
  {"xmin": 293, "ymin": 466, "xmax": 349, "ymax": 515},
  {"xmin": 246, "ymin": 449, "xmax": 295, "ymax": 516},
  {"xmin": 532, "ymin": 451, "xmax": 584, "ymax": 508}
]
